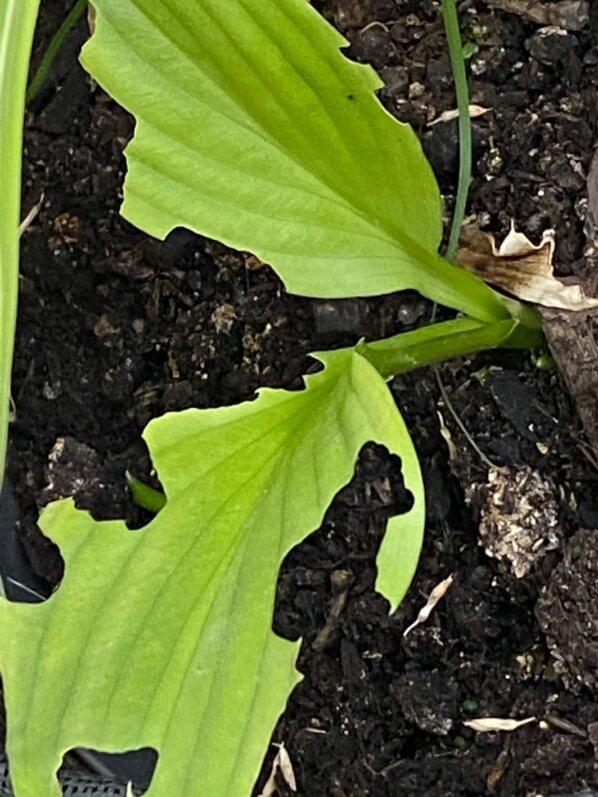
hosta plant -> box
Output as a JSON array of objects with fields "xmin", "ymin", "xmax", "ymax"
[{"xmin": 0, "ymin": 1, "xmax": 542, "ymax": 795}]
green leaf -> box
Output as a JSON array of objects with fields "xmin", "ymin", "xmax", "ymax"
[
  {"xmin": 0, "ymin": 349, "xmax": 423, "ymax": 796},
  {"xmin": 0, "ymin": 0, "xmax": 41, "ymax": 485},
  {"xmin": 80, "ymin": 0, "xmax": 508, "ymax": 323}
]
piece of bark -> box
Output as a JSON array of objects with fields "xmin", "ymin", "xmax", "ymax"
[
  {"xmin": 587, "ymin": 149, "xmax": 598, "ymax": 227},
  {"xmin": 486, "ymin": 0, "xmax": 589, "ymax": 31},
  {"xmin": 542, "ymin": 308, "xmax": 598, "ymax": 458},
  {"xmin": 536, "ymin": 529, "xmax": 598, "ymax": 695}
]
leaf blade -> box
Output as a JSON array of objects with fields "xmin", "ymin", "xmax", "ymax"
[
  {"xmin": 81, "ymin": 0, "xmax": 508, "ymax": 321},
  {"xmin": 0, "ymin": 349, "xmax": 423, "ymax": 796}
]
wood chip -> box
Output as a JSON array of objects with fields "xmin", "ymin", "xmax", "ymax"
[
  {"xmin": 486, "ymin": 0, "xmax": 589, "ymax": 31},
  {"xmin": 458, "ymin": 223, "xmax": 598, "ymax": 311},
  {"xmin": 403, "ymin": 574, "xmax": 454, "ymax": 637},
  {"xmin": 465, "ymin": 716, "xmax": 536, "ymax": 732},
  {"xmin": 542, "ymin": 308, "xmax": 598, "ymax": 460},
  {"xmin": 258, "ymin": 743, "xmax": 297, "ymax": 796}
]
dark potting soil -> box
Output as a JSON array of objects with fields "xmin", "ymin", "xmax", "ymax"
[{"xmin": 5, "ymin": 0, "xmax": 598, "ymax": 794}]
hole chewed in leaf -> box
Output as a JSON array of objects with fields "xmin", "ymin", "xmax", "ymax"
[
  {"xmin": 59, "ymin": 748, "xmax": 158, "ymax": 795},
  {"xmin": 0, "ymin": 349, "xmax": 423, "ymax": 795},
  {"xmin": 274, "ymin": 443, "xmax": 413, "ymax": 643},
  {"xmin": 260, "ymin": 444, "xmax": 415, "ymax": 794}
]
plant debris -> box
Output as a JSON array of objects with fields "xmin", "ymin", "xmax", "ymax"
[
  {"xmin": 457, "ymin": 224, "xmax": 598, "ymax": 311},
  {"xmin": 542, "ymin": 308, "xmax": 598, "ymax": 461},
  {"xmin": 428, "ymin": 105, "xmax": 491, "ymax": 126},
  {"xmin": 587, "ymin": 149, "xmax": 598, "ymax": 230},
  {"xmin": 18, "ymin": 193, "xmax": 44, "ymax": 237},
  {"xmin": 536, "ymin": 529, "xmax": 598, "ymax": 695},
  {"xmin": 486, "ymin": 0, "xmax": 589, "ymax": 31},
  {"xmin": 403, "ymin": 573, "xmax": 454, "ymax": 637},
  {"xmin": 259, "ymin": 744, "xmax": 297, "ymax": 797},
  {"xmin": 464, "ymin": 716, "xmax": 536, "ymax": 732},
  {"xmin": 467, "ymin": 466, "xmax": 561, "ymax": 578}
]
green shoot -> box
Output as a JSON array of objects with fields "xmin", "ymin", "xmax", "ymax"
[
  {"xmin": 0, "ymin": 0, "xmax": 41, "ymax": 488},
  {"xmin": 27, "ymin": 0, "xmax": 88, "ymax": 104},
  {"xmin": 441, "ymin": 0, "xmax": 473, "ymax": 261}
]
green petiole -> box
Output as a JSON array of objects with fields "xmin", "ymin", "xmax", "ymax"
[{"xmin": 358, "ymin": 314, "xmax": 543, "ymax": 381}]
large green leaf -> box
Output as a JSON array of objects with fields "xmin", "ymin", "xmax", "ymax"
[
  {"xmin": 0, "ymin": 0, "xmax": 40, "ymax": 485},
  {"xmin": 0, "ymin": 349, "xmax": 423, "ymax": 796},
  {"xmin": 80, "ymin": 0, "xmax": 507, "ymax": 322}
]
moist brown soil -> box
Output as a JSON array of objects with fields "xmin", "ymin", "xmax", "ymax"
[{"xmin": 6, "ymin": 0, "xmax": 598, "ymax": 795}]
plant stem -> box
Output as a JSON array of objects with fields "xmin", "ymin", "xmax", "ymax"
[
  {"xmin": 358, "ymin": 315, "xmax": 543, "ymax": 380},
  {"xmin": 0, "ymin": 0, "xmax": 41, "ymax": 488},
  {"xmin": 27, "ymin": 0, "xmax": 87, "ymax": 105},
  {"xmin": 441, "ymin": 0, "xmax": 472, "ymax": 261}
]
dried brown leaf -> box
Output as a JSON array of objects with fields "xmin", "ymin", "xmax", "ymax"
[
  {"xmin": 458, "ymin": 223, "xmax": 598, "ymax": 311},
  {"xmin": 465, "ymin": 716, "xmax": 536, "ymax": 732}
]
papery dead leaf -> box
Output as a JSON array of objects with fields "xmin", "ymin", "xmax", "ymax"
[
  {"xmin": 458, "ymin": 223, "xmax": 598, "ymax": 311},
  {"xmin": 465, "ymin": 716, "xmax": 536, "ymax": 732},
  {"xmin": 429, "ymin": 105, "xmax": 491, "ymax": 126},
  {"xmin": 403, "ymin": 574, "xmax": 454, "ymax": 637},
  {"xmin": 258, "ymin": 743, "xmax": 297, "ymax": 796}
]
